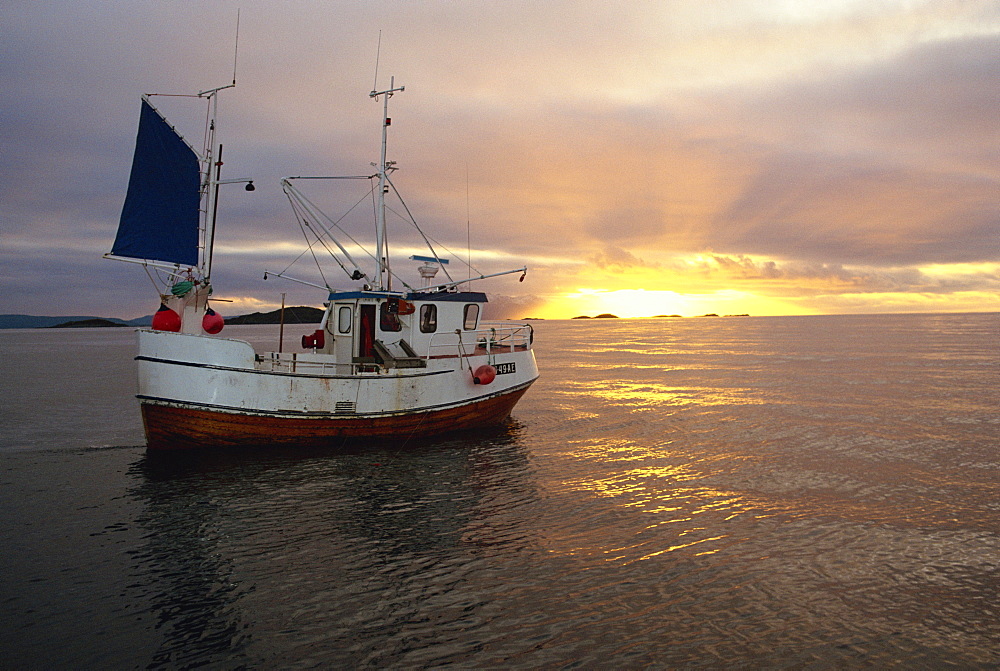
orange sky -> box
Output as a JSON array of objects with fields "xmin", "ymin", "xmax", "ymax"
[{"xmin": 2, "ymin": 0, "xmax": 998, "ymax": 319}]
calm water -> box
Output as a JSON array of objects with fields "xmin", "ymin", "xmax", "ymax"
[{"xmin": 1, "ymin": 314, "xmax": 998, "ymax": 668}]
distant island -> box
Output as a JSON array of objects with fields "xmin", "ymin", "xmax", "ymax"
[
  {"xmin": 224, "ymin": 306, "xmax": 323, "ymax": 325},
  {"xmin": 570, "ymin": 313, "xmax": 749, "ymax": 320},
  {"xmin": 48, "ymin": 318, "xmax": 127, "ymax": 328},
  {"xmin": 3, "ymin": 307, "xmax": 324, "ymax": 329},
  {"xmin": 0, "ymin": 314, "xmax": 142, "ymax": 329}
]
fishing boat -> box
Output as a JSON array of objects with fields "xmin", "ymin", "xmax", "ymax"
[{"xmin": 106, "ymin": 79, "xmax": 538, "ymax": 450}]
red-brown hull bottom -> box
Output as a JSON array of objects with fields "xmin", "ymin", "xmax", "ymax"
[{"xmin": 141, "ymin": 383, "xmax": 533, "ymax": 450}]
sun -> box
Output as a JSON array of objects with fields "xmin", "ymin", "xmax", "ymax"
[
  {"xmin": 543, "ymin": 289, "xmax": 697, "ymax": 319},
  {"xmin": 532, "ymin": 288, "xmax": 818, "ymax": 319}
]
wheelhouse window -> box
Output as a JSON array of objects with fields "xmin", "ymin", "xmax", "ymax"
[
  {"xmin": 463, "ymin": 304, "xmax": 480, "ymax": 330},
  {"xmin": 420, "ymin": 304, "xmax": 437, "ymax": 333},
  {"xmin": 380, "ymin": 301, "xmax": 402, "ymax": 332},
  {"xmin": 337, "ymin": 306, "xmax": 352, "ymax": 334}
]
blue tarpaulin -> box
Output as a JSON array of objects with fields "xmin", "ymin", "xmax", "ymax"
[{"xmin": 112, "ymin": 98, "xmax": 201, "ymax": 267}]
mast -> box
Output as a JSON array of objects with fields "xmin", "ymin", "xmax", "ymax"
[
  {"xmin": 370, "ymin": 76, "xmax": 404, "ymax": 291},
  {"xmin": 197, "ymin": 83, "xmax": 254, "ymax": 283},
  {"xmin": 198, "ymin": 84, "xmax": 227, "ymax": 282},
  {"xmin": 200, "ymin": 12, "xmax": 242, "ymax": 282}
]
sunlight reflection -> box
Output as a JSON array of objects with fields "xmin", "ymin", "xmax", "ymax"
[
  {"xmin": 624, "ymin": 535, "xmax": 730, "ymax": 564},
  {"xmin": 556, "ymin": 380, "xmax": 762, "ymax": 408},
  {"xmin": 561, "ymin": 438, "xmax": 679, "ymax": 465},
  {"xmin": 554, "ymin": 455, "xmax": 764, "ymax": 565}
]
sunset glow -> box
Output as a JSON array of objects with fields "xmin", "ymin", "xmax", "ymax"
[{"xmin": 1, "ymin": 1, "xmax": 997, "ymax": 320}]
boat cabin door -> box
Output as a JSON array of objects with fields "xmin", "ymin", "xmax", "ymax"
[
  {"xmin": 329, "ymin": 303, "xmax": 359, "ymax": 367},
  {"xmin": 358, "ymin": 304, "xmax": 377, "ymax": 361}
]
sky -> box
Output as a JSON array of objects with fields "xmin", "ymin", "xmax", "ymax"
[{"xmin": 2, "ymin": 0, "xmax": 998, "ymax": 320}]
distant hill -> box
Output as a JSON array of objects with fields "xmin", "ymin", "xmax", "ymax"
[
  {"xmin": 0, "ymin": 308, "xmax": 320, "ymax": 329},
  {"xmin": 0, "ymin": 314, "xmax": 131, "ymax": 329},
  {"xmin": 224, "ymin": 306, "xmax": 323, "ymax": 325},
  {"xmin": 48, "ymin": 318, "xmax": 127, "ymax": 328}
]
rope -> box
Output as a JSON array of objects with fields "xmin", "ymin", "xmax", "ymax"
[
  {"xmin": 142, "ymin": 263, "xmax": 164, "ymax": 296},
  {"xmin": 454, "ymin": 329, "xmax": 476, "ymax": 378}
]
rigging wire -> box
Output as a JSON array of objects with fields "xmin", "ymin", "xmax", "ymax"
[
  {"xmin": 278, "ymin": 179, "xmax": 414, "ymax": 292},
  {"xmin": 284, "ymin": 179, "xmax": 374, "ymax": 266},
  {"xmin": 382, "ymin": 201, "xmax": 487, "ymax": 280},
  {"xmin": 282, "ymin": 189, "xmax": 355, "ymax": 286},
  {"xmin": 384, "ymin": 174, "xmax": 454, "ymax": 283},
  {"xmin": 144, "ymin": 264, "xmax": 167, "ymax": 297},
  {"xmin": 466, "ymin": 161, "xmax": 471, "ymax": 288},
  {"xmin": 379, "ymin": 172, "xmax": 493, "ymax": 282},
  {"xmin": 286, "ymin": 198, "xmax": 332, "ymax": 289},
  {"xmin": 278, "ymin": 174, "xmax": 501, "ymax": 295}
]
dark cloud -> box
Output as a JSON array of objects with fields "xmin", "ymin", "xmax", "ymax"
[
  {"xmin": 702, "ymin": 33, "xmax": 1000, "ymax": 267},
  {"xmin": 716, "ymin": 157, "xmax": 999, "ymax": 266}
]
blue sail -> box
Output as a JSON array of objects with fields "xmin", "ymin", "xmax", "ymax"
[{"xmin": 112, "ymin": 98, "xmax": 201, "ymax": 266}]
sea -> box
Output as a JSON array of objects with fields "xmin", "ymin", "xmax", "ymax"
[{"xmin": 1, "ymin": 313, "xmax": 997, "ymax": 669}]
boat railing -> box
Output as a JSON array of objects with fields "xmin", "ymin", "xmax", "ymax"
[
  {"xmin": 425, "ymin": 321, "xmax": 533, "ymax": 359},
  {"xmin": 257, "ymin": 321, "xmax": 532, "ymax": 371},
  {"xmin": 256, "ymin": 352, "xmax": 364, "ymax": 375}
]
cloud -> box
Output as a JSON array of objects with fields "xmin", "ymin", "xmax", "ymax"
[
  {"xmin": 679, "ymin": 32, "xmax": 1000, "ymax": 268},
  {"xmin": 589, "ymin": 246, "xmax": 659, "ymax": 271},
  {"xmin": 481, "ymin": 293, "xmax": 547, "ymax": 320},
  {"xmin": 679, "ymin": 253, "xmax": 1000, "ymax": 298},
  {"xmin": 1, "ymin": 0, "xmax": 997, "ymax": 318},
  {"xmin": 715, "ymin": 157, "xmax": 999, "ymax": 266}
]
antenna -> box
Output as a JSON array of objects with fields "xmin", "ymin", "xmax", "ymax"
[
  {"xmin": 372, "ymin": 31, "xmax": 382, "ymax": 94},
  {"xmin": 232, "ymin": 9, "xmax": 241, "ymax": 86},
  {"xmin": 466, "ymin": 161, "xmax": 471, "ymax": 288}
]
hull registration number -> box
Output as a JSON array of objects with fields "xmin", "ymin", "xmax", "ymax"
[{"xmin": 495, "ymin": 362, "xmax": 516, "ymax": 375}]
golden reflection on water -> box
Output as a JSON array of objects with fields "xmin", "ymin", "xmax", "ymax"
[
  {"xmin": 625, "ymin": 535, "xmax": 730, "ymax": 563},
  {"xmin": 552, "ymin": 441, "xmax": 766, "ymax": 564},
  {"xmin": 569, "ymin": 464, "xmax": 704, "ymax": 493},
  {"xmin": 559, "ymin": 438, "xmax": 677, "ymax": 464},
  {"xmin": 555, "ymin": 379, "xmax": 763, "ymax": 408},
  {"xmin": 543, "ymin": 373, "xmax": 773, "ymax": 565}
]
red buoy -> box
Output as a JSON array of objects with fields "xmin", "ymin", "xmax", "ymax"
[
  {"xmin": 202, "ymin": 308, "xmax": 224, "ymax": 334},
  {"xmin": 473, "ymin": 364, "xmax": 496, "ymax": 385},
  {"xmin": 151, "ymin": 303, "xmax": 181, "ymax": 332}
]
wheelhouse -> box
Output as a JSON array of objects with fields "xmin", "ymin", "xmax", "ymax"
[{"xmin": 301, "ymin": 290, "xmax": 501, "ymax": 371}]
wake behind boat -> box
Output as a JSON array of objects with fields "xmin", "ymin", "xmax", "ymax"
[{"xmin": 106, "ymin": 78, "xmax": 538, "ymax": 450}]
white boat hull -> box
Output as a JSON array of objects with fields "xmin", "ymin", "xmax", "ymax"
[{"xmin": 135, "ymin": 329, "xmax": 539, "ymax": 449}]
